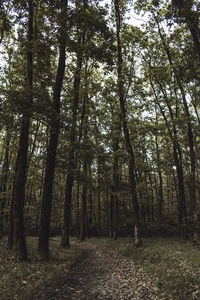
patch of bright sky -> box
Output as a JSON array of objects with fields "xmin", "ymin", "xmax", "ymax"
[{"xmin": 100, "ymin": 0, "xmax": 148, "ymax": 27}]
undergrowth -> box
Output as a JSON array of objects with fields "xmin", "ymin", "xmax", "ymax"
[
  {"xmin": 88, "ymin": 237, "xmax": 200, "ymax": 300},
  {"xmin": 0, "ymin": 236, "xmax": 83, "ymax": 300}
]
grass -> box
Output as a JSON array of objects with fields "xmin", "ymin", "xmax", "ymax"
[
  {"xmin": 88, "ymin": 237, "xmax": 200, "ymax": 300},
  {"xmin": 0, "ymin": 236, "xmax": 84, "ymax": 300}
]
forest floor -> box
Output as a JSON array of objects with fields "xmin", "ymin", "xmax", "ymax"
[{"xmin": 1, "ymin": 236, "xmax": 200, "ymax": 299}]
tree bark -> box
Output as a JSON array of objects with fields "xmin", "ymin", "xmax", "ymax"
[
  {"xmin": 12, "ymin": 0, "xmax": 33, "ymax": 260},
  {"xmin": 38, "ymin": 0, "xmax": 67, "ymax": 260},
  {"xmin": 60, "ymin": 33, "xmax": 85, "ymax": 248}
]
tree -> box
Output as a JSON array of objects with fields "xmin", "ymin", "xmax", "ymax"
[
  {"xmin": 38, "ymin": 0, "xmax": 67, "ymax": 260},
  {"xmin": 12, "ymin": 0, "xmax": 33, "ymax": 260},
  {"xmin": 172, "ymin": 0, "xmax": 200, "ymax": 62},
  {"xmin": 60, "ymin": 5, "xmax": 86, "ymax": 247},
  {"xmin": 113, "ymin": 0, "xmax": 142, "ymax": 246},
  {"xmin": 0, "ymin": 131, "xmax": 10, "ymax": 239}
]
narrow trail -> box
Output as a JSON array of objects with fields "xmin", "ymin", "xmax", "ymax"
[{"xmin": 47, "ymin": 242, "xmax": 165, "ymax": 300}]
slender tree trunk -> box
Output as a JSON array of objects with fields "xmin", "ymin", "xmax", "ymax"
[
  {"xmin": 79, "ymin": 162, "xmax": 87, "ymax": 241},
  {"xmin": 114, "ymin": 0, "xmax": 142, "ymax": 246},
  {"xmin": 110, "ymin": 193, "xmax": 114, "ymax": 238},
  {"xmin": 27, "ymin": 120, "xmax": 40, "ymax": 169},
  {"xmin": 151, "ymin": 78, "xmax": 188, "ymax": 238},
  {"xmin": 38, "ymin": 0, "xmax": 67, "ymax": 260},
  {"xmin": 61, "ymin": 33, "xmax": 85, "ymax": 248},
  {"xmin": 113, "ymin": 144, "xmax": 119, "ymax": 240},
  {"xmin": 76, "ymin": 179, "xmax": 80, "ymax": 239},
  {"xmin": 0, "ymin": 134, "xmax": 10, "ymax": 239},
  {"xmin": 7, "ymin": 192, "xmax": 14, "ymax": 249},
  {"xmin": 89, "ymin": 167, "xmax": 93, "ymax": 226},
  {"xmin": 155, "ymin": 128, "xmax": 164, "ymax": 224},
  {"xmin": 97, "ymin": 160, "xmax": 101, "ymax": 226},
  {"xmin": 155, "ymin": 16, "xmax": 196, "ymax": 220},
  {"xmin": 144, "ymin": 172, "xmax": 151, "ymax": 224},
  {"xmin": 109, "ymin": 101, "xmax": 121, "ymax": 240},
  {"xmin": 148, "ymin": 174, "xmax": 155, "ymax": 223}
]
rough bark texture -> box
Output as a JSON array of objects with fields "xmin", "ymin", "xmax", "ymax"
[{"xmin": 38, "ymin": 0, "xmax": 67, "ymax": 260}]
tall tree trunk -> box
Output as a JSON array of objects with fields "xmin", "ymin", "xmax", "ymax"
[
  {"xmin": 114, "ymin": 0, "xmax": 142, "ymax": 246},
  {"xmin": 12, "ymin": 0, "xmax": 33, "ymax": 260},
  {"xmin": 60, "ymin": 33, "xmax": 85, "ymax": 248},
  {"xmin": 79, "ymin": 64, "xmax": 89, "ymax": 241},
  {"xmin": 155, "ymin": 109, "xmax": 164, "ymax": 224},
  {"xmin": 38, "ymin": 0, "xmax": 67, "ymax": 260},
  {"xmin": 110, "ymin": 102, "xmax": 121, "ymax": 240},
  {"xmin": 151, "ymin": 78, "xmax": 188, "ymax": 238},
  {"xmin": 113, "ymin": 142, "xmax": 119, "ymax": 240},
  {"xmin": 155, "ymin": 15, "xmax": 196, "ymax": 220}
]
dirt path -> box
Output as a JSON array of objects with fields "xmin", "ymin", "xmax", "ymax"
[{"xmin": 47, "ymin": 242, "xmax": 165, "ymax": 300}]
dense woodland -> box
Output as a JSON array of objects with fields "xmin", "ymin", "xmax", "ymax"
[{"xmin": 0, "ymin": 0, "xmax": 200, "ymax": 261}]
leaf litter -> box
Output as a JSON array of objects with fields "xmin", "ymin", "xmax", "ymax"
[{"xmin": 47, "ymin": 241, "xmax": 165, "ymax": 300}]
